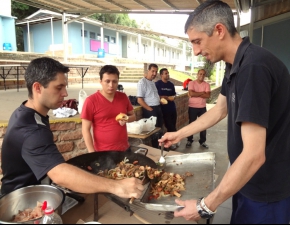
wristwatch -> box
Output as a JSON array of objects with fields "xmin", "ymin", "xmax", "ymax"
[{"xmin": 196, "ymin": 197, "xmax": 216, "ymax": 219}]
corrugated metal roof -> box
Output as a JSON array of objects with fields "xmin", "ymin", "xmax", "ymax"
[{"xmin": 13, "ymin": 0, "xmax": 290, "ymax": 24}]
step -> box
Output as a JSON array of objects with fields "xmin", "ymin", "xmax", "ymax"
[
  {"xmin": 120, "ymin": 75, "xmax": 143, "ymax": 78},
  {"xmin": 123, "ymin": 68, "xmax": 143, "ymax": 72},
  {"xmin": 0, "ymin": 84, "xmax": 26, "ymax": 90},
  {"xmin": 0, "ymin": 79, "xmax": 26, "ymax": 86},
  {"xmin": 122, "ymin": 70, "xmax": 144, "ymax": 74},
  {"xmin": 119, "ymin": 79, "xmax": 140, "ymax": 82}
]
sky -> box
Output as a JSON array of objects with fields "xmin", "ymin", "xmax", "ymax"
[
  {"xmin": 129, "ymin": 12, "xmax": 251, "ymax": 45},
  {"xmin": 129, "ymin": 13, "xmax": 189, "ymax": 45}
]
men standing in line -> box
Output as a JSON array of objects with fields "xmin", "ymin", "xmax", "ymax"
[
  {"xmin": 137, "ymin": 63, "xmax": 163, "ymax": 128},
  {"xmin": 155, "ymin": 68, "xmax": 180, "ymax": 150},
  {"xmin": 186, "ymin": 69, "xmax": 211, "ymax": 148}
]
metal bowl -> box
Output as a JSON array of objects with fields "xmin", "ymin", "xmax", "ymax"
[{"xmin": 0, "ymin": 185, "xmax": 65, "ymax": 224}]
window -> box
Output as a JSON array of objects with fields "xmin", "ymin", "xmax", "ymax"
[
  {"xmin": 110, "ymin": 37, "xmax": 116, "ymax": 44},
  {"xmin": 90, "ymin": 32, "xmax": 96, "ymax": 39},
  {"xmin": 104, "ymin": 35, "xmax": 110, "ymax": 42},
  {"xmin": 97, "ymin": 34, "xmax": 101, "ymax": 40},
  {"xmin": 81, "ymin": 30, "xmax": 87, "ymax": 37}
]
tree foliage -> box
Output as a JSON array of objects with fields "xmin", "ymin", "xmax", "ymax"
[
  {"xmin": 91, "ymin": 13, "xmax": 164, "ymax": 43},
  {"xmin": 90, "ymin": 13, "xmax": 138, "ymax": 28},
  {"xmin": 11, "ymin": 1, "xmax": 38, "ymax": 51}
]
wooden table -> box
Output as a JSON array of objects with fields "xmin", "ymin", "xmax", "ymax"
[
  {"xmin": 0, "ymin": 64, "xmax": 27, "ymax": 91},
  {"xmin": 64, "ymin": 64, "xmax": 90, "ymax": 89},
  {"xmin": 128, "ymin": 127, "xmax": 161, "ymax": 145}
]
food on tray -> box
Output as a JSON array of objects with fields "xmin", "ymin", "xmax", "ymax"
[
  {"xmin": 148, "ymin": 171, "xmax": 193, "ymax": 200},
  {"xmin": 96, "ymin": 157, "xmax": 193, "ymax": 200},
  {"xmin": 115, "ymin": 113, "xmax": 129, "ymax": 121},
  {"xmin": 160, "ymin": 98, "xmax": 168, "ymax": 104},
  {"xmin": 12, "ymin": 201, "xmax": 44, "ymax": 222},
  {"xmin": 97, "ymin": 157, "xmax": 151, "ymax": 180},
  {"xmin": 168, "ymin": 96, "xmax": 175, "ymax": 101}
]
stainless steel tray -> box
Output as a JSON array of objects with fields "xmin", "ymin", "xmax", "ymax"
[{"xmin": 140, "ymin": 152, "xmax": 216, "ymax": 211}]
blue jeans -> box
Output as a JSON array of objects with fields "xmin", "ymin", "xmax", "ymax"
[{"xmin": 230, "ymin": 192, "xmax": 290, "ymax": 224}]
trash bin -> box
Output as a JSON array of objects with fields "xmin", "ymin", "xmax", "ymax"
[
  {"xmin": 3, "ymin": 43, "xmax": 12, "ymax": 51},
  {"xmin": 97, "ymin": 48, "xmax": 105, "ymax": 58}
]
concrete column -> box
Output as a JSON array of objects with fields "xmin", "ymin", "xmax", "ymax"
[
  {"xmin": 0, "ymin": 17, "xmax": 3, "ymax": 49},
  {"xmin": 101, "ymin": 27, "xmax": 104, "ymax": 49},
  {"xmin": 50, "ymin": 18, "xmax": 55, "ymax": 56},
  {"xmin": 151, "ymin": 39, "xmax": 154, "ymax": 61},
  {"xmin": 62, "ymin": 13, "xmax": 67, "ymax": 62},
  {"xmin": 81, "ymin": 22, "xmax": 85, "ymax": 55},
  {"xmin": 215, "ymin": 61, "xmax": 221, "ymax": 86},
  {"xmin": 27, "ymin": 22, "xmax": 31, "ymax": 52},
  {"xmin": 137, "ymin": 34, "xmax": 143, "ymax": 60},
  {"xmin": 116, "ymin": 32, "xmax": 119, "ymax": 57}
]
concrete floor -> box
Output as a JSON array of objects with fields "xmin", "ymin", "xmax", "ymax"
[{"xmin": 0, "ymin": 82, "xmax": 232, "ymax": 224}]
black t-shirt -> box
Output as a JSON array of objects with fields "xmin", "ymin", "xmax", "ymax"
[
  {"xmin": 155, "ymin": 80, "xmax": 177, "ymax": 113},
  {"xmin": 221, "ymin": 37, "xmax": 290, "ymax": 202},
  {"xmin": 1, "ymin": 102, "xmax": 65, "ymax": 195}
]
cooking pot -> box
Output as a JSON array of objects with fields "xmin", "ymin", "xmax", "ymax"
[{"xmin": 0, "ymin": 185, "xmax": 65, "ymax": 224}]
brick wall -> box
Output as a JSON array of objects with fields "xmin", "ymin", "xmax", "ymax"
[{"xmin": 0, "ymin": 94, "xmax": 192, "ymax": 178}]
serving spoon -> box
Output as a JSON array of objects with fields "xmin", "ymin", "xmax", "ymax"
[{"xmin": 159, "ymin": 142, "xmax": 166, "ymax": 166}]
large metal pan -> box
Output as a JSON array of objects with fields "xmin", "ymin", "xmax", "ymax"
[{"xmin": 66, "ymin": 148, "xmax": 157, "ymax": 184}]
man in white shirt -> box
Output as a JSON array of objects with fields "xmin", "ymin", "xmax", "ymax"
[{"xmin": 137, "ymin": 63, "xmax": 163, "ymax": 128}]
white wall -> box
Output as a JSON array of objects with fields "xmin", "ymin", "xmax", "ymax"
[{"xmin": 0, "ymin": 0, "xmax": 11, "ymax": 17}]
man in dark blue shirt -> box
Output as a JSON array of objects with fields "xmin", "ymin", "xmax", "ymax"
[
  {"xmin": 155, "ymin": 68, "xmax": 180, "ymax": 150},
  {"xmin": 159, "ymin": 1, "xmax": 290, "ymax": 223}
]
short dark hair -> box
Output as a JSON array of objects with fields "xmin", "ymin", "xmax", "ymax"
[
  {"xmin": 198, "ymin": 69, "xmax": 206, "ymax": 74},
  {"xmin": 99, "ymin": 65, "xmax": 120, "ymax": 80},
  {"xmin": 184, "ymin": 0, "xmax": 237, "ymax": 37},
  {"xmin": 148, "ymin": 63, "xmax": 158, "ymax": 70},
  {"xmin": 159, "ymin": 68, "xmax": 168, "ymax": 75},
  {"xmin": 25, "ymin": 57, "xmax": 70, "ymax": 99}
]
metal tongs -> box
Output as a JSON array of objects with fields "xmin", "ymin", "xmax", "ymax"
[{"xmin": 159, "ymin": 142, "xmax": 166, "ymax": 166}]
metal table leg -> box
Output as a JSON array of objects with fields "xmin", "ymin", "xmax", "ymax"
[{"xmin": 94, "ymin": 193, "xmax": 99, "ymax": 221}]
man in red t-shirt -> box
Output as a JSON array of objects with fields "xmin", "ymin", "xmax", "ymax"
[
  {"xmin": 81, "ymin": 65, "xmax": 136, "ymax": 152},
  {"xmin": 186, "ymin": 69, "xmax": 211, "ymax": 148}
]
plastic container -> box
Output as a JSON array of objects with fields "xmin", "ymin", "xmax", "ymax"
[
  {"xmin": 97, "ymin": 48, "xmax": 105, "ymax": 58},
  {"xmin": 40, "ymin": 206, "xmax": 63, "ymax": 224},
  {"xmin": 3, "ymin": 43, "xmax": 12, "ymax": 51},
  {"xmin": 78, "ymin": 89, "xmax": 87, "ymax": 114}
]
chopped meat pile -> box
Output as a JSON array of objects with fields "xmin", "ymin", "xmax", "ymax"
[
  {"xmin": 148, "ymin": 171, "xmax": 194, "ymax": 200},
  {"xmin": 97, "ymin": 157, "xmax": 149, "ymax": 180},
  {"xmin": 96, "ymin": 157, "xmax": 194, "ymax": 200},
  {"xmin": 11, "ymin": 201, "xmax": 44, "ymax": 222}
]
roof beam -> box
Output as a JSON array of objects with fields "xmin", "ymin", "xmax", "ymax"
[
  {"xmin": 64, "ymin": 9, "xmax": 192, "ymax": 14},
  {"xmin": 13, "ymin": 0, "xmax": 64, "ymax": 12},
  {"xmin": 132, "ymin": 0, "xmax": 154, "ymax": 10},
  {"xmin": 60, "ymin": 0, "xmax": 90, "ymax": 9},
  {"xmin": 80, "ymin": 0, "xmax": 110, "ymax": 10},
  {"xmin": 161, "ymin": 0, "xmax": 179, "ymax": 10},
  {"xmin": 253, "ymin": 0, "xmax": 279, "ymax": 7},
  {"xmin": 103, "ymin": 0, "xmax": 129, "ymax": 10},
  {"xmin": 65, "ymin": 12, "xmax": 96, "ymax": 24}
]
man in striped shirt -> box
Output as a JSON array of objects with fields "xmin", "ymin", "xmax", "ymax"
[{"xmin": 137, "ymin": 63, "xmax": 163, "ymax": 129}]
